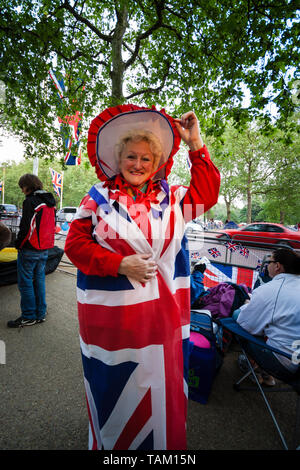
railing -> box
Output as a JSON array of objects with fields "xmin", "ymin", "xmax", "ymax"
[
  {"xmin": 0, "ymin": 215, "xmax": 21, "ymax": 246},
  {"xmin": 187, "ymin": 229, "xmax": 300, "ymax": 290}
]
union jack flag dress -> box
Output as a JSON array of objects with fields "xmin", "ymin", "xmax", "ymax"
[{"xmin": 65, "ymin": 112, "xmax": 220, "ymax": 451}]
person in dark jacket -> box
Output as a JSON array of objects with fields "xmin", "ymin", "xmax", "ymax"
[{"xmin": 7, "ymin": 174, "xmax": 56, "ymax": 328}]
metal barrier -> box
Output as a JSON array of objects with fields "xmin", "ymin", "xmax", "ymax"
[
  {"xmin": 187, "ymin": 229, "xmax": 300, "ymax": 290},
  {"xmin": 0, "ymin": 216, "xmax": 20, "ymax": 246}
]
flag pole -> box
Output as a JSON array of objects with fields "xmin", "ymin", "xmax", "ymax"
[
  {"xmin": 60, "ymin": 171, "xmax": 64, "ymax": 210},
  {"xmin": 33, "ymin": 156, "xmax": 39, "ymax": 176},
  {"xmin": 2, "ymin": 168, "xmax": 5, "ymax": 204}
]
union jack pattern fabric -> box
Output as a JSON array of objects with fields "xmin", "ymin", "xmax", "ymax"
[
  {"xmin": 208, "ymin": 247, "xmax": 221, "ymax": 258},
  {"xmin": 0, "ymin": 181, "xmax": 2, "ymax": 193},
  {"xmin": 65, "ymin": 144, "xmax": 220, "ymax": 450},
  {"xmin": 225, "ymin": 241, "xmax": 240, "ymax": 252},
  {"xmin": 255, "ymin": 259, "xmax": 262, "ymax": 271},
  {"xmin": 73, "ymin": 181, "xmax": 191, "ymax": 450},
  {"xmin": 239, "ymin": 245, "xmax": 250, "ymax": 258},
  {"xmin": 48, "ymin": 69, "xmax": 65, "ymax": 99},
  {"xmin": 49, "ymin": 168, "xmax": 63, "ymax": 197},
  {"xmin": 203, "ymin": 261, "xmax": 258, "ymax": 290},
  {"xmin": 59, "ymin": 111, "xmax": 82, "ymax": 165},
  {"xmin": 191, "ymin": 250, "xmax": 201, "ymax": 259}
]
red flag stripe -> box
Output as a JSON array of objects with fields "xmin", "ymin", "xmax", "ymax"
[{"xmin": 113, "ymin": 388, "xmax": 152, "ymax": 450}]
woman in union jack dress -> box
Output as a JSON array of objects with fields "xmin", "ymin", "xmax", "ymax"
[{"xmin": 65, "ymin": 104, "xmax": 220, "ymax": 450}]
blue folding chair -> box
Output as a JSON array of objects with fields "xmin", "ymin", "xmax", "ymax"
[{"xmin": 217, "ymin": 317, "xmax": 300, "ymax": 450}]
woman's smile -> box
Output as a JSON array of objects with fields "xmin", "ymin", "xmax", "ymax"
[{"xmin": 119, "ymin": 141, "xmax": 155, "ymax": 189}]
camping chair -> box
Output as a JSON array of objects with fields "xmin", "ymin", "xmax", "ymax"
[{"xmin": 217, "ymin": 317, "xmax": 300, "ymax": 450}]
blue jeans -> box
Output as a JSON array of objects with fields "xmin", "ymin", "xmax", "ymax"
[{"xmin": 17, "ymin": 249, "xmax": 48, "ymax": 320}]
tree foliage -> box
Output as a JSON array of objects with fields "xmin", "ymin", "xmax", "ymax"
[
  {"xmin": 211, "ymin": 118, "xmax": 300, "ymax": 223},
  {"xmin": 0, "ymin": 157, "xmax": 98, "ymax": 208},
  {"xmin": 0, "ymin": 0, "xmax": 299, "ymax": 164}
]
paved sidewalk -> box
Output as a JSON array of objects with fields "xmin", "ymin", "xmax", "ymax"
[{"xmin": 0, "ymin": 268, "xmax": 297, "ymax": 450}]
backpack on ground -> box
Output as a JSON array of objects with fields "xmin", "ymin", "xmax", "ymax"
[{"xmin": 20, "ymin": 203, "xmax": 55, "ymax": 250}]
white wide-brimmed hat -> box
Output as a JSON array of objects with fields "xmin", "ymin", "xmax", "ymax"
[{"xmin": 87, "ymin": 104, "xmax": 181, "ymax": 182}]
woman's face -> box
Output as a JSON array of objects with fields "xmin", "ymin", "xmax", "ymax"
[
  {"xmin": 119, "ymin": 140, "xmax": 155, "ymax": 189},
  {"xmin": 21, "ymin": 186, "xmax": 30, "ymax": 195}
]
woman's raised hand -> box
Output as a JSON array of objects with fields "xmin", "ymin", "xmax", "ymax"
[{"xmin": 174, "ymin": 111, "xmax": 204, "ymax": 151}]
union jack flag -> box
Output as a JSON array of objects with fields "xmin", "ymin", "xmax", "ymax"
[
  {"xmin": 50, "ymin": 168, "xmax": 63, "ymax": 197},
  {"xmin": 59, "ymin": 111, "xmax": 82, "ymax": 165},
  {"xmin": 239, "ymin": 245, "xmax": 249, "ymax": 258},
  {"xmin": 225, "ymin": 241, "xmax": 240, "ymax": 252},
  {"xmin": 68, "ymin": 182, "xmax": 192, "ymax": 450},
  {"xmin": 191, "ymin": 250, "xmax": 201, "ymax": 259},
  {"xmin": 0, "ymin": 181, "xmax": 2, "ymax": 193},
  {"xmin": 203, "ymin": 261, "xmax": 258, "ymax": 290},
  {"xmin": 48, "ymin": 69, "xmax": 65, "ymax": 99},
  {"xmin": 208, "ymin": 247, "xmax": 221, "ymax": 258},
  {"xmin": 255, "ymin": 259, "xmax": 262, "ymax": 271}
]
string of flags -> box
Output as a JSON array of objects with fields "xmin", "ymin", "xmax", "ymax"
[
  {"xmin": 48, "ymin": 69, "xmax": 84, "ymax": 166},
  {"xmin": 207, "ymin": 242, "xmax": 250, "ymax": 258},
  {"xmin": 192, "ymin": 243, "xmax": 262, "ymax": 270},
  {"xmin": 226, "ymin": 243, "xmax": 262, "ymax": 269}
]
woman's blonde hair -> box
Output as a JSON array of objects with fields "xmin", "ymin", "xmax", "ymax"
[{"xmin": 115, "ymin": 129, "xmax": 163, "ymax": 172}]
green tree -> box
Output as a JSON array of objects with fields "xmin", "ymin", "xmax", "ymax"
[
  {"xmin": 1, "ymin": 155, "xmax": 99, "ymax": 208},
  {"xmin": 257, "ymin": 140, "xmax": 300, "ymax": 224},
  {"xmin": 239, "ymin": 200, "xmax": 264, "ymax": 223},
  {"xmin": 168, "ymin": 146, "xmax": 191, "ymax": 186},
  {"xmin": 208, "ymin": 135, "xmax": 241, "ymax": 220},
  {"xmin": 209, "ymin": 202, "xmax": 241, "ymax": 224},
  {"xmin": 0, "ymin": 0, "xmax": 299, "ymax": 164},
  {"xmin": 212, "ymin": 120, "xmax": 300, "ymax": 223}
]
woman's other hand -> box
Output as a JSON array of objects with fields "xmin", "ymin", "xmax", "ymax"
[
  {"xmin": 118, "ymin": 254, "xmax": 157, "ymax": 282},
  {"xmin": 174, "ymin": 111, "xmax": 204, "ymax": 152}
]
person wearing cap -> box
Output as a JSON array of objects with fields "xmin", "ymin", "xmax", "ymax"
[{"xmin": 65, "ymin": 104, "xmax": 220, "ymax": 450}]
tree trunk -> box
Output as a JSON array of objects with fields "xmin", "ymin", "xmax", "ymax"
[
  {"xmin": 247, "ymin": 189, "xmax": 252, "ymax": 223},
  {"xmin": 110, "ymin": 6, "xmax": 128, "ymax": 105},
  {"xmin": 280, "ymin": 210, "xmax": 285, "ymax": 224},
  {"xmin": 246, "ymin": 160, "xmax": 252, "ymax": 223},
  {"xmin": 225, "ymin": 199, "xmax": 231, "ymax": 221}
]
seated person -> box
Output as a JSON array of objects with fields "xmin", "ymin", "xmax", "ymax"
[
  {"xmin": 190, "ymin": 257, "xmax": 209, "ymax": 306},
  {"xmin": 0, "ymin": 221, "xmax": 12, "ymax": 251},
  {"xmin": 234, "ymin": 248, "xmax": 300, "ymax": 386}
]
